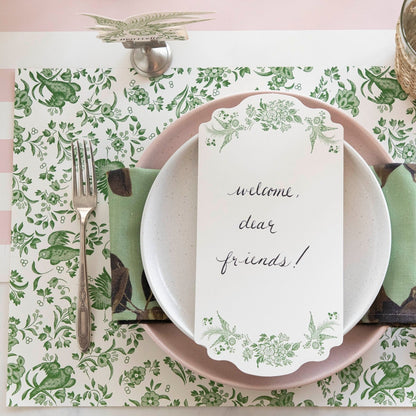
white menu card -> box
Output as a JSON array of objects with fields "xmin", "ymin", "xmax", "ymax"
[{"xmin": 195, "ymin": 94, "xmax": 344, "ymax": 376}]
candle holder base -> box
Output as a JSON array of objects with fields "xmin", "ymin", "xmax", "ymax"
[{"xmin": 123, "ymin": 40, "xmax": 172, "ymax": 78}]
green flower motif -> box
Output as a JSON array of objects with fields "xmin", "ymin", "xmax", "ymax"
[
  {"xmin": 242, "ymin": 347, "xmax": 252, "ymax": 361},
  {"xmin": 125, "ymin": 366, "xmax": 146, "ymax": 385},
  {"xmin": 15, "ymin": 82, "xmax": 33, "ymax": 116},
  {"xmin": 13, "ymin": 134, "xmax": 24, "ymax": 149},
  {"xmin": 8, "ymin": 318, "xmax": 21, "ymax": 352},
  {"xmin": 111, "ymin": 138, "xmax": 124, "ymax": 152},
  {"xmin": 33, "ymin": 392, "xmax": 47, "ymax": 405},
  {"xmin": 141, "ymin": 391, "xmax": 160, "ymax": 406},
  {"xmin": 338, "ymin": 358, "xmax": 363, "ymax": 394},
  {"xmin": 100, "ymin": 103, "xmax": 113, "ymax": 116},
  {"xmin": 97, "ymin": 353, "xmax": 111, "ymax": 368},
  {"xmin": 196, "ymin": 67, "xmax": 228, "ymax": 88},
  {"xmin": 251, "ymin": 333, "xmax": 300, "ymax": 367},
  {"xmin": 331, "ymin": 80, "xmax": 360, "ymax": 117},
  {"xmin": 402, "ymin": 143, "xmax": 416, "ymax": 162},
  {"xmin": 50, "ymin": 180, "xmax": 60, "ymax": 191},
  {"xmin": 369, "ymin": 66, "xmax": 383, "ymax": 76},
  {"xmin": 192, "ymin": 383, "xmax": 228, "ymax": 407},
  {"xmin": 41, "ymin": 68, "xmax": 54, "ymax": 77},
  {"xmin": 255, "ymin": 67, "xmax": 295, "ymax": 90},
  {"xmin": 67, "ymin": 302, "xmax": 76, "ymax": 322},
  {"xmin": 205, "ymin": 67, "xmax": 225, "ymax": 79},
  {"xmin": 200, "ymin": 391, "xmax": 226, "ymax": 406},
  {"xmin": 46, "ymin": 192, "xmax": 60, "ymax": 205},
  {"xmin": 253, "ymin": 389, "xmax": 297, "ymax": 406},
  {"xmin": 129, "ymin": 86, "xmax": 150, "ymax": 106},
  {"xmin": 14, "ymin": 119, "xmax": 25, "ymax": 140},
  {"xmin": 9, "ymin": 321, "xmax": 18, "ymax": 339},
  {"xmin": 13, "ymin": 120, "xmax": 26, "ymax": 154},
  {"xmin": 7, "ymin": 356, "xmax": 25, "ymax": 394},
  {"xmin": 268, "ymin": 390, "xmax": 295, "ymax": 407},
  {"xmin": 12, "ymin": 232, "xmax": 25, "ymax": 245},
  {"xmin": 255, "ymin": 342, "xmax": 276, "ymax": 361},
  {"xmin": 252, "ymin": 99, "xmax": 302, "ymax": 132},
  {"xmin": 271, "ymin": 74, "xmax": 287, "ymax": 87}
]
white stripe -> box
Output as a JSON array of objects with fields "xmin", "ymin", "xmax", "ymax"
[
  {"xmin": 0, "ymin": 102, "xmax": 13, "ymax": 139},
  {"xmin": 0, "ymin": 245, "xmax": 10, "ymax": 283},
  {"xmin": 0, "ymin": 172, "xmax": 11, "ymax": 210},
  {"xmin": 0, "ymin": 30, "xmax": 395, "ymax": 68}
]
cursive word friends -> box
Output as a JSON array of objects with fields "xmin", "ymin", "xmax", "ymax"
[
  {"xmin": 216, "ymin": 246, "xmax": 310, "ymax": 276},
  {"xmin": 216, "ymin": 250, "xmax": 290, "ymax": 275}
]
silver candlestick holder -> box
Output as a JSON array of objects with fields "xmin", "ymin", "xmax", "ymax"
[{"xmin": 123, "ymin": 40, "xmax": 172, "ymax": 78}]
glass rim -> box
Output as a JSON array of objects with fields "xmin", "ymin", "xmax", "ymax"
[{"xmin": 400, "ymin": 0, "xmax": 416, "ymax": 57}]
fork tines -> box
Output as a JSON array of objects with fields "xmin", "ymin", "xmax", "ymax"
[{"xmin": 71, "ymin": 140, "xmax": 97, "ymax": 197}]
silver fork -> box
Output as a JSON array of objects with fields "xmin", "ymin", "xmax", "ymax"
[{"xmin": 71, "ymin": 140, "xmax": 97, "ymax": 353}]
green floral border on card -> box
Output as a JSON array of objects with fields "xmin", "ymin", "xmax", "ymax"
[{"xmin": 204, "ymin": 97, "xmax": 341, "ymax": 153}]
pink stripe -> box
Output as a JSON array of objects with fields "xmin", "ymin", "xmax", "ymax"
[
  {"xmin": 0, "ymin": 0, "xmax": 402, "ymax": 31},
  {"xmin": 0, "ymin": 211, "xmax": 11, "ymax": 244},
  {"xmin": 0, "ymin": 140, "xmax": 13, "ymax": 173},
  {"xmin": 0, "ymin": 70, "xmax": 15, "ymax": 102}
]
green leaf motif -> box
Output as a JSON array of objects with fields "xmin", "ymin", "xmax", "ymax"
[{"xmin": 9, "ymin": 270, "xmax": 29, "ymax": 306}]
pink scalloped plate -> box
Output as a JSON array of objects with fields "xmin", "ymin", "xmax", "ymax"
[{"xmin": 139, "ymin": 92, "xmax": 389, "ymax": 390}]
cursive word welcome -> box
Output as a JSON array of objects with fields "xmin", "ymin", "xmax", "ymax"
[{"xmin": 227, "ymin": 181, "xmax": 296, "ymax": 198}]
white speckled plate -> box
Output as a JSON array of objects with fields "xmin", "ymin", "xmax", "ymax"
[{"xmin": 141, "ymin": 136, "xmax": 390, "ymax": 338}]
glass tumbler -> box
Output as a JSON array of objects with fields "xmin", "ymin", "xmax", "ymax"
[{"xmin": 396, "ymin": 0, "xmax": 416, "ymax": 97}]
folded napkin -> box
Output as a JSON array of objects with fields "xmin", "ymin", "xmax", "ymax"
[
  {"xmin": 362, "ymin": 163, "xmax": 416, "ymax": 325},
  {"xmin": 108, "ymin": 164, "xmax": 416, "ymax": 325},
  {"xmin": 107, "ymin": 168, "xmax": 169, "ymax": 322}
]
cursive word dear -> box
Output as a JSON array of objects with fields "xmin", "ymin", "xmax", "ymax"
[{"xmin": 239, "ymin": 214, "xmax": 277, "ymax": 234}]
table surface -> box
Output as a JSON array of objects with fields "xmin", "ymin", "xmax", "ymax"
[{"xmin": 1, "ymin": 0, "xmax": 413, "ymax": 414}]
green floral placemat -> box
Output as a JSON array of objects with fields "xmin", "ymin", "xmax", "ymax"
[{"xmin": 8, "ymin": 66, "xmax": 416, "ymax": 407}]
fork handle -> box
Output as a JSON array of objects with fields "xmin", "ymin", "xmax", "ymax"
[{"xmin": 77, "ymin": 217, "xmax": 91, "ymax": 353}]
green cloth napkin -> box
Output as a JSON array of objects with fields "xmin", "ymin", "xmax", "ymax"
[
  {"xmin": 362, "ymin": 163, "xmax": 416, "ymax": 325},
  {"xmin": 108, "ymin": 164, "xmax": 416, "ymax": 325},
  {"xmin": 107, "ymin": 167, "xmax": 169, "ymax": 322}
]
